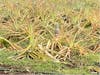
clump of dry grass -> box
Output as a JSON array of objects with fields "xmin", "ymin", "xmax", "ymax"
[{"xmin": 0, "ymin": 0, "xmax": 100, "ymax": 72}]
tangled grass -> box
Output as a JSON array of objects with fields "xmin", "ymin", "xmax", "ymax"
[{"xmin": 0, "ymin": 0, "xmax": 100, "ymax": 73}]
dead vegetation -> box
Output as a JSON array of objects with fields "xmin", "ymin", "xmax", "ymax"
[{"xmin": 0, "ymin": 0, "xmax": 100, "ymax": 73}]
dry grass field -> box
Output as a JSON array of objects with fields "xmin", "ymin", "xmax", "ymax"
[{"xmin": 0, "ymin": 0, "xmax": 100, "ymax": 74}]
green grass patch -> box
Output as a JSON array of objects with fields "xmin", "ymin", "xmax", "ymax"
[{"xmin": 0, "ymin": 49, "xmax": 93, "ymax": 74}]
